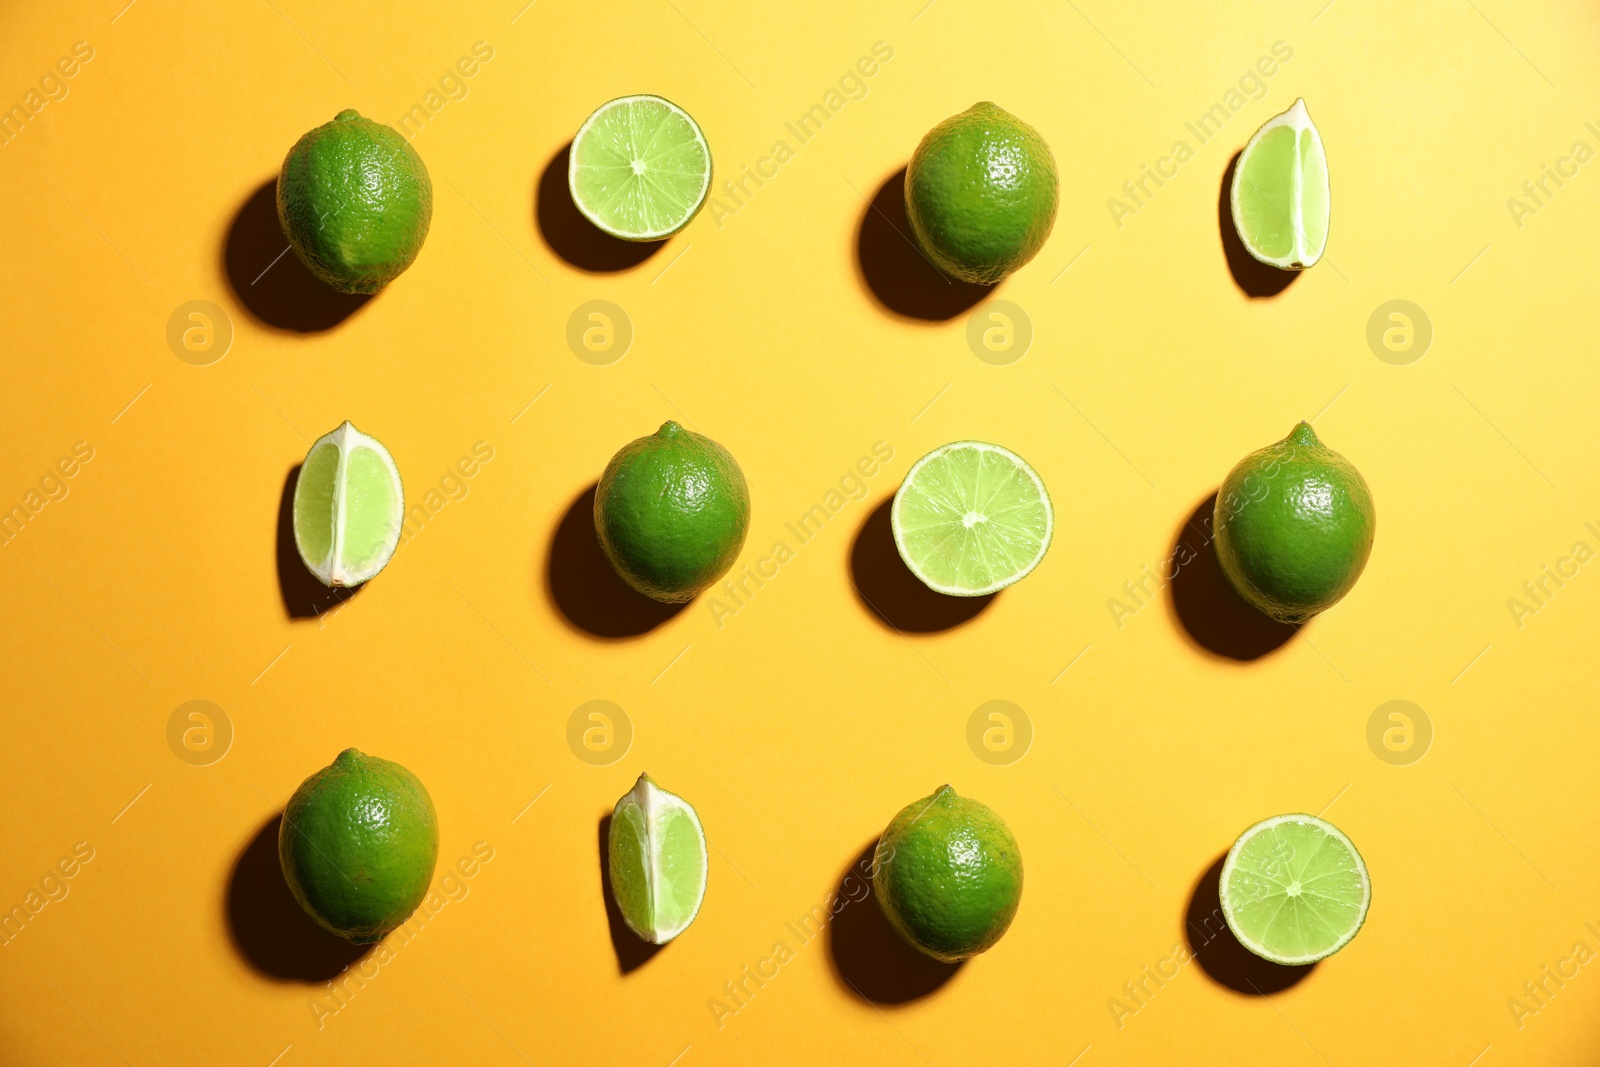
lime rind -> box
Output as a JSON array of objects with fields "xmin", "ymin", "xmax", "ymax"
[
  {"xmin": 569, "ymin": 95, "xmax": 712, "ymax": 241},
  {"xmin": 891, "ymin": 441, "xmax": 1054, "ymax": 597},
  {"xmin": 609, "ymin": 773, "xmax": 708, "ymax": 944},
  {"xmin": 1219, "ymin": 813, "xmax": 1370, "ymax": 966},
  {"xmin": 1229, "ymin": 98, "xmax": 1329, "ymax": 270},
  {"xmin": 292, "ymin": 421, "xmax": 404, "ymax": 588}
]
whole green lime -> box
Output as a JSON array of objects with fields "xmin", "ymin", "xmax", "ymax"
[
  {"xmin": 278, "ymin": 748, "xmax": 438, "ymax": 944},
  {"xmin": 1214, "ymin": 422, "xmax": 1375, "ymax": 624},
  {"xmin": 594, "ymin": 421, "xmax": 750, "ymax": 603},
  {"xmin": 873, "ymin": 785, "xmax": 1022, "ymax": 962},
  {"xmin": 277, "ymin": 109, "xmax": 433, "ymax": 294},
  {"xmin": 904, "ymin": 102, "xmax": 1058, "ymax": 285}
]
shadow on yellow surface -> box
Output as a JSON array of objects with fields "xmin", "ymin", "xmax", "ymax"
[
  {"xmin": 1165, "ymin": 493, "xmax": 1298, "ymax": 661},
  {"xmin": 827, "ymin": 839, "xmax": 964, "ymax": 1003},
  {"xmin": 1184, "ymin": 851, "xmax": 1315, "ymax": 994},
  {"xmin": 535, "ymin": 142, "xmax": 668, "ymax": 272},
  {"xmin": 597, "ymin": 813, "xmax": 665, "ymax": 974},
  {"xmin": 545, "ymin": 484, "xmax": 687, "ymax": 638},
  {"xmin": 849, "ymin": 497, "xmax": 995, "ymax": 632},
  {"xmin": 222, "ymin": 178, "xmax": 371, "ymax": 332},
  {"xmin": 1217, "ymin": 151, "xmax": 1298, "ymax": 300},
  {"xmin": 225, "ymin": 814, "xmax": 369, "ymax": 982},
  {"xmin": 854, "ymin": 166, "xmax": 990, "ymax": 322},
  {"xmin": 276, "ymin": 465, "xmax": 363, "ymax": 621}
]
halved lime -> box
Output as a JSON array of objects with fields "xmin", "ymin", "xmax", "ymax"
[
  {"xmin": 1230, "ymin": 98, "xmax": 1329, "ymax": 270},
  {"xmin": 608, "ymin": 773, "xmax": 707, "ymax": 944},
  {"xmin": 292, "ymin": 421, "xmax": 404, "ymax": 588},
  {"xmin": 1220, "ymin": 814, "xmax": 1370, "ymax": 966},
  {"xmin": 569, "ymin": 95, "xmax": 712, "ymax": 241},
  {"xmin": 891, "ymin": 442, "xmax": 1053, "ymax": 597}
]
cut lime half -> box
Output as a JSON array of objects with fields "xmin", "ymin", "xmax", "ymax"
[
  {"xmin": 292, "ymin": 421, "xmax": 404, "ymax": 588},
  {"xmin": 1230, "ymin": 98, "xmax": 1329, "ymax": 270},
  {"xmin": 1220, "ymin": 813, "xmax": 1370, "ymax": 966},
  {"xmin": 608, "ymin": 773, "xmax": 708, "ymax": 944},
  {"xmin": 891, "ymin": 441, "xmax": 1053, "ymax": 597},
  {"xmin": 569, "ymin": 95, "xmax": 712, "ymax": 241}
]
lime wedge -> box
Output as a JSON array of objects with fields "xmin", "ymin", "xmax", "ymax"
[
  {"xmin": 608, "ymin": 773, "xmax": 708, "ymax": 944},
  {"xmin": 1230, "ymin": 98, "xmax": 1329, "ymax": 270},
  {"xmin": 891, "ymin": 441, "xmax": 1053, "ymax": 597},
  {"xmin": 1220, "ymin": 813, "xmax": 1370, "ymax": 966},
  {"xmin": 569, "ymin": 95, "xmax": 712, "ymax": 241},
  {"xmin": 292, "ymin": 421, "xmax": 404, "ymax": 588}
]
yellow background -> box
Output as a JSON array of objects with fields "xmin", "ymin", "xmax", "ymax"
[{"xmin": 2, "ymin": 0, "xmax": 1598, "ymax": 1063}]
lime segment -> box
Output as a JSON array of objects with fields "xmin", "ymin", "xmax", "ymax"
[
  {"xmin": 891, "ymin": 442, "xmax": 1053, "ymax": 596},
  {"xmin": 1230, "ymin": 98, "xmax": 1329, "ymax": 270},
  {"xmin": 608, "ymin": 774, "xmax": 708, "ymax": 944},
  {"xmin": 569, "ymin": 95, "xmax": 712, "ymax": 241},
  {"xmin": 1220, "ymin": 814, "xmax": 1370, "ymax": 965},
  {"xmin": 292, "ymin": 421, "xmax": 404, "ymax": 588}
]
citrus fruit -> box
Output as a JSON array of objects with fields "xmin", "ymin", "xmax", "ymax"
[
  {"xmin": 891, "ymin": 441, "xmax": 1052, "ymax": 596},
  {"xmin": 904, "ymin": 102, "xmax": 1058, "ymax": 284},
  {"xmin": 1230, "ymin": 98, "xmax": 1329, "ymax": 270},
  {"xmin": 278, "ymin": 748, "xmax": 439, "ymax": 944},
  {"xmin": 293, "ymin": 421, "xmax": 405, "ymax": 588},
  {"xmin": 569, "ymin": 95, "xmax": 712, "ymax": 241},
  {"xmin": 277, "ymin": 109, "xmax": 433, "ymax": 293},
  {"xmin": 874, "ymin": 785, "xmax": 1022, "ymax": 962},
  {"xmin": 1213, "ymin": 421, "xmax": 1374, "ymax": 623},
  {"xmin": 608, "ymin": 773, "xmax": 708, "ymax": 944},
  {"xmin": 1220, "ymin": 813, "xmax": 1370, "ymax": 965},
  {"xmin": 594, "ymin": 421, "xmax": 749, "ymax": 603}
]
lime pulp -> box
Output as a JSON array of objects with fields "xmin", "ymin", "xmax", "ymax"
[
  {"xmin": 1219, "ymin": 813, "xmax": 1370, "ymax": 965},
  {"xmin": 569, "ymin": 95, "xmax": 712, "ymax": 241},
  {"xmin": 891, "ymin": 441, "xmax": 1053, "ymax": 596}
]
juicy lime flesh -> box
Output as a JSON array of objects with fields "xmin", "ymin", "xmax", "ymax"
[
  {"xmin": 1299, "ymin": 130, "xmax": 1329, "ymax": 251},
  {"xmin": 279, "ymin": 748, "xmax": 439, "ymax": 944},
  {"xmin": 894, "ymin": 444, "xmax": 1051, "ymax": 595},
  {"xmin": 595, "ymin": 422, "xmax": 749, "ymax": 602},
  {"xmin": 1214, "ymin": 422, "xmax": 1374, "ymax": 623},
  {"xmin": 293, "ymin": 440, "xmax": 339, "ymax": 571},
  {"xmin": 875, "ymin": 786, "xmax": 1022, "ymax": 962},
  {"xmin": 1235, "ymin": 126, "xmax": 1296, "ymax": 260},
  {"xmin": 1222, "ymin": 816, "xmax": 1368, "ymax": 964},
  {"xmin": 341, "ymin": 445, "xmax": 399, "ymax": 570},
  {"xmin": 608, "ymin": 776, "xmax": 707, "ymax": 943},
  {"xmin": 609, "ymin": 803, "xmax": 651, "ymax": 930},
  {"xmin": 905, "ymin": 102, "xmax": 1058, "ymax": 284},
  {"xmin": 654, "ymin": 807, "xmax": 705, "ymax": 930},
  {"xmin": 278, "ymin": 110, "xmax": 432, "ymax": 293},
  {"xmin": 571, "ymin": 97, "xmax": 710, "ymax": 239}
]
